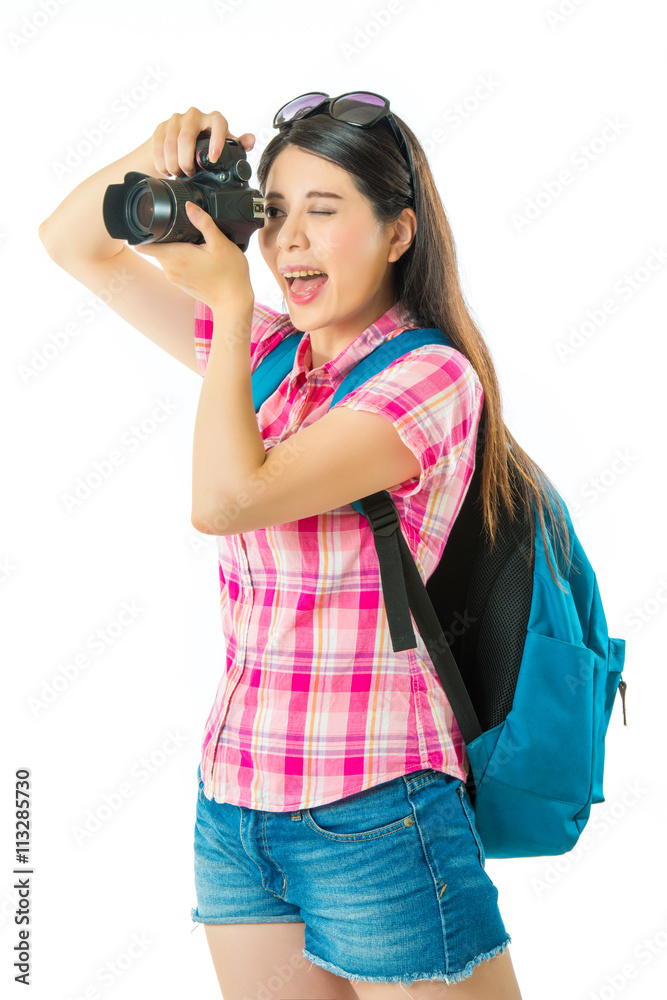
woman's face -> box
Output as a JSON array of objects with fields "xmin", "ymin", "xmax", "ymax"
[{"xmin": 258, "ymin": 145, "xmax": 414, "ymax": 347}]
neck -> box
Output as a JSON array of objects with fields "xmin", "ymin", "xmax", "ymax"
[{"xmin": 307, "ymin": 289, "xmax": 398, "ymax": 369}]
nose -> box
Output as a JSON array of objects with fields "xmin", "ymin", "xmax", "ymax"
[{"xmin": 275, "ymin": 212, "xmax": 309, "ymax": 253}]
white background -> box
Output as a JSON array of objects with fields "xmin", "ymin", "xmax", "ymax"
[{"xmin": 2, "ymin": 1, "xmax": 665, "ymax": 998}]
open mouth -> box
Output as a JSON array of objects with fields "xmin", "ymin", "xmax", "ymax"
[
  {"xmin": 286, "ymin": 272, "xmax": 329, "ymax": 301},
  {"xmin": 286, "ymin": 272, "xmax": 328, "ymax": 291}
]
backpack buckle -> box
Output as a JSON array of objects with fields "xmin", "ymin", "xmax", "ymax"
[{"xmin": 360, "ymin": 492, "xmax": 399, "ymax": 536}]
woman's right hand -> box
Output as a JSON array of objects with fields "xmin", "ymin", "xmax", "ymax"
[{"xmin": 150, "ymin": 107, "xmax": 255, "ymax": 178}]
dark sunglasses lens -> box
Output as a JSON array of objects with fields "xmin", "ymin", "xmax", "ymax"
[
  {"xmin": 275, "ymin": 93, "xmax": 328, "ymax": 126},
  {"xmin": 331, "ymin": 92, "xmax": 386, "ymax": 125}
]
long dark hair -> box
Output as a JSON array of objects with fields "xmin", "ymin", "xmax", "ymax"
[{"xmin": 256, "ymin": 112, "xmax": 571, "ymax": 588}]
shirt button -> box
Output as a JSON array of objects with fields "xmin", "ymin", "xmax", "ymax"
[{"xmin": 404, "ymin": 816, "xmax": 414, "ymax": 827}]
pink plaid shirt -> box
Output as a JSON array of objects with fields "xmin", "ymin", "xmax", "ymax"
[{"xmin": 194, "ymin": 298, "xmax": 485, "ymax": 811}]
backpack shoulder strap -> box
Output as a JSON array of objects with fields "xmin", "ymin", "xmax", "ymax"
[
  {"xmin": 251, "ymin": 326, "xmax": 454, "ymax": 412},
  {"xmin": 330, "ymin": 327, "xmax": 453, "ymax": 408},
  {"xmin": 251, "ymin": 331, "xmax": 302, "ymax": 411},
  {"xmin": 330, "ymin": 328, "xmax": 453, "ymax": 516}
]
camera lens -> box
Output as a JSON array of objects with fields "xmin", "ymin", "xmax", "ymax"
[
  {"xmin": 134, "ymin": 190, "xmax": 154, "ymax": 230},
  {"xmin": 126, "ymin": 178, "xmax": 177, "ymax": 240}
]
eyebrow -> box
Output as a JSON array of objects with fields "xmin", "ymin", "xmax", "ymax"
[{"xmin": 264, "ymin": 190, "xmax": 344, "ymax": 201}]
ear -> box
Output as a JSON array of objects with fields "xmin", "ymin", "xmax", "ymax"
[{"xmin": 388, "ymin": 207, "xmax": 417, "ymax": 264}]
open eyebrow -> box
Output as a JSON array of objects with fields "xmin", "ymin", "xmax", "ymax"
[{"xmin": 264, "ymin": 190, "xmax": 344, "ymax": 201}]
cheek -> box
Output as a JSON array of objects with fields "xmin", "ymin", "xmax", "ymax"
[{"xmin": 317, "ymin": 221, "xmax": 375, "ymax": 266}]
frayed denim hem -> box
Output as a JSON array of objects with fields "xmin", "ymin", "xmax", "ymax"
[{"xmin": 302, "ymin": 935, "xmax": 512, "ymax": 986}]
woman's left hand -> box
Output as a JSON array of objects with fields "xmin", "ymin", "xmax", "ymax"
[{"xmin": 134, "ymin": 201, "xmax": 254, "ymax": 311}]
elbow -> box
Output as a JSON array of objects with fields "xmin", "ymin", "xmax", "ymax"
[
  {"xmin": 191, "ymin": 497, "xmax": 236, "ymax": 537},
  {"xmin": 191, "ymin": 500, "xmax": 212, "ymax": 534},
  {"xmin": 191, "ymin": 511, "xmax": 214, "ymax": 535},
  {"xmin": 38, "ymin": 219, "xmax": 62, "ymax": 261},
  {"xmin": 191, "ymin": 512, "xmax": 207, "ymax": 534},
  {"xmin": 38, "ymin": 218, "xmax": 53, "ymax": 244}
]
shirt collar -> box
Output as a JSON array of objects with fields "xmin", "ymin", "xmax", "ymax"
[{"xmin": 286, "ymin": 302, "xmax": 414, "ymax": 392}]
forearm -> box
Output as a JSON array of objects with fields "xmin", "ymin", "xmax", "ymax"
[{"xmin": 191, "ymin": 302, "xmax": 265, "ymax": 533}]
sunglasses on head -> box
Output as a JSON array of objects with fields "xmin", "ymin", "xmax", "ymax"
[{"xmin": 273, "ymin": 91, "xmax": 415, "ymax": 199}]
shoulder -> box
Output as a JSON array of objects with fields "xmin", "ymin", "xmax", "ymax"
[{"xmin": 336, "ymin": 340, "xmax": 483, "ymax": 416}]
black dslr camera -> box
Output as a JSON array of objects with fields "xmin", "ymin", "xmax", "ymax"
[{"xmin": 102, "ymin": 132, "xmax": 265, "ymax": 252}]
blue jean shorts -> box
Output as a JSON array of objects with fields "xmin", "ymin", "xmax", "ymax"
[{"xmin": 191, "ymin": 764, "xmax": 511, "ymax": 985}]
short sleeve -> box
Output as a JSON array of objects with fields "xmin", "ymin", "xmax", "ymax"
[
  {"xmin": 331, "ymin": 345, "xmax": 484, "ymax": 500},
  {"xmin": 194, "ymin": 299, "xmax": 295, "ymax": 377}
]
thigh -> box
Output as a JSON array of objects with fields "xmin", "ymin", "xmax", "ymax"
[{"xmin": 203, "ymin": 920, "xmax": 360, "ymax": 1000}]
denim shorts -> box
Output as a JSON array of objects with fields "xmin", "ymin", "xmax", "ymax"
[{"xmin": 191, "ymin": 763, "xmax": 511, "ymax": 985}]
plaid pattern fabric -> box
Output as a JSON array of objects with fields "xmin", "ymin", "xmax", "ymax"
[{"xmin": 194, "ymin": 298, "xmax": 485, "ymax": 810}]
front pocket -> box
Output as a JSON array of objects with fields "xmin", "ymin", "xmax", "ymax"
[
  {"xmin": 472, "ymin": 630, "xmax": 596, "ymax": 807},
  {"xmin": 302, "ymin": 778, "xmax": 415, "ymax": 842}
]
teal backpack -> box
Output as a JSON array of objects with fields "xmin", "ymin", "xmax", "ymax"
[{"xmin": 251, "ymin": 326, "xmax": 628, "ymax": 859}]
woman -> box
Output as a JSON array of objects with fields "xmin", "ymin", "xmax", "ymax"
[{"xmin": 40, "ymin": 92, "xmax": 569, "ymax": 998}]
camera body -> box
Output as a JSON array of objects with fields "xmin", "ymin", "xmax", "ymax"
[{"xmin": 102, "ymin": 132, "xmax": 265, "ymax": 252}]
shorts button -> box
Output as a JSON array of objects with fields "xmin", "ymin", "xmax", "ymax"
[{"xmin": 404, "ymin": 816, "xmax": 414, "ymax": 826}]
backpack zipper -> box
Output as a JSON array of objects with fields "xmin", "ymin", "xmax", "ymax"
[{"xmin": 618, "ymin": 677, "xmax": 627, "ymax": 726}]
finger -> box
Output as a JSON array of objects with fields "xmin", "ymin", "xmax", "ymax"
[
  {"xmin": 205, "ymin": 111, "xmax": 230, "ymax": 163},
  {"xmin": 162, "ymin": 115, "xmax": 187, "ymax": 177},
  {"xmin": 237, "ymin": 132, "xmax": 255, "ymax": 151},
  {"xmin": 185, "ymin": 202, "xmax": 229, "ymax": 248},
  {"xmin": 179, "ymin": 107, "xmax": 218, "ymax": 176},
  {"xmin": 152, "ymin": 121, "xmax": 168, "ymax": 176},
  {"xmin": 185, "ymin": 201, "xmax": 215, "ymax": 235}
]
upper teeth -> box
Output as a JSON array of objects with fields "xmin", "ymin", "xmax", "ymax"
[{"xmin": 283, "ymin": 269, "xmax": 326, "ymax": 278}]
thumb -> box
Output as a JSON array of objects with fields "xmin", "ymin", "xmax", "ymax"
[{"xmin": 237, "ymin": 132, "xmax": 255, "ymax": 150}]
